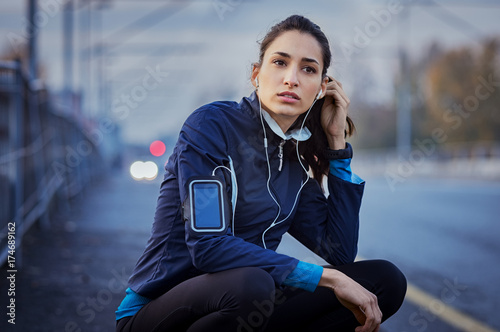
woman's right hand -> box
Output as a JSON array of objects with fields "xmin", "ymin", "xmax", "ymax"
[{"xmin": 318, "ymin": 268, "xmax": 382, "ymax": 332}]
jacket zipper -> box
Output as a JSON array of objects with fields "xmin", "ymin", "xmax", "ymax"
[
  {"xmin": 262, "ymin": 139, "xmax": 288, "ymax": 247},
  {"xmin": 278, "ymin": 139, "xmax": 285, "ymax": 172}
]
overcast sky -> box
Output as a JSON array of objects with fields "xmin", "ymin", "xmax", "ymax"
[{"xmin": 1, "ymin": 0, "xmax": 499, "ymax": 144}]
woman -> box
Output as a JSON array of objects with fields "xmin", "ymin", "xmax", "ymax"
[{"xmin": 116, "ymin": 15, "xmax": 406, "ymax": 332}]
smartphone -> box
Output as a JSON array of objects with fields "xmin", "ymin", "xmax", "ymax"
[{"xmin": 187, "ymin": 177, "xmax": 226, "ymax": 232}]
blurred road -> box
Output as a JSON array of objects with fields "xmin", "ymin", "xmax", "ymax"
[
  {"xmin": 278, "ymin": 175, "xmax": 500, "ymax": 332},
  {"xmin": 358, "ymin": 176, "xmax": 500, "ymax": 332},
  {"xmin": 1, "ymin": 170, "xmax": 499, "ymax": 332}
]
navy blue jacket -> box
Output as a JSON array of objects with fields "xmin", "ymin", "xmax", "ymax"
[{"xmin": 128, "ymin": 92, "xmax": 364, "ymax": 299}]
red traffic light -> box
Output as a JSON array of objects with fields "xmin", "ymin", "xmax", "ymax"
[{"xmin": 150, "ymin": 140, "xmax": 166, "ymax": 157}]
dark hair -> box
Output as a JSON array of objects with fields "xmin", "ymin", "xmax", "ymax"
[
  {"xmin": 256, "ymin": 15, "xmax": 355, "ymax": 183},
  {"xmin": 257, "ymin": 15, "xmax": 331, "ymax": 77}
]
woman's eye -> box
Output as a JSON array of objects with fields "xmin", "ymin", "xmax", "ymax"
[
  {"xmin": 304, "ymin": 66, "xmax": 317, "ymax": 74},
  {"xmin": 273, "ymin": 59, "xmax": 286, "ymax": 66}
]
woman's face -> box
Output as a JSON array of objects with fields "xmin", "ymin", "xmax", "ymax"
[{"xmin": 252, "ymin": 30, "xmax": 327, "ymax": 132}]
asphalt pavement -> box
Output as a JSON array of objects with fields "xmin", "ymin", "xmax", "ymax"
[
  {"xmin": 1, "ymin": 168, "xmax": 499, "ymax": 332},
  {"xmin": 1, "ymin": 172, "xmax": 158, "ymax": 332},
  {"xmin": 357, "ymin": 175, "xmax": 500, "ymax": 332}
]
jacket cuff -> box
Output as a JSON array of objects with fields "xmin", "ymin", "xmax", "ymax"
[
  {"xmin": 329, "ymin": 158, "xmax": 365, "ymax": 184},
  {"xmin": 282, "ymin": 261, "xmax": 324, "ymax": 292},
  {"xmin": 324, "ymin": 142, "xmax": 353, "ymax": 160}
]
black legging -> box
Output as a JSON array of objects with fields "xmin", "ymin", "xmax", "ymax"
[{"xmin": 116, "ymin": 260, "xmax": 406, "ymax": 332}]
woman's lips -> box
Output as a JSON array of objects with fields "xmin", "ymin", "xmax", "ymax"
[{"xmin": 277, "ymin": 91, "xmax": 300, "ymax": 103}]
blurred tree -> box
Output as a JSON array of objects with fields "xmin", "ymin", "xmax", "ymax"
[
  {"xmin": 409, "ymin": 42, "xmax": 444, "ymax": 144},
  {"xmin": 350, "ymin": 99, "xmax": 397, "ymax": 150},
  {"xmin": 0, "ymin": 42, "xmax": 47, "ymax": 80},
  {"xmin": 419, "ymin": 38, "xmax": 500, "ymax": 155},
  {"xmin": 352, "ymin": 38, "xmax": 500, "ymax": 154}
]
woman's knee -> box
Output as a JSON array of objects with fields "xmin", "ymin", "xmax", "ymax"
[
  {"xmin": 226, "ymin": 267, "xmax": 276, "ymax": 304},
  {"xmin": 377, "ymin": 260, "xmax": 407, "ymax": 294},
  {"xmin": 370, "ymin": 260, "xmax": 407, "ymax": 318},
  {"xmin": 369, "ymin": 259, "xmax": 406, "ymax": 281}
]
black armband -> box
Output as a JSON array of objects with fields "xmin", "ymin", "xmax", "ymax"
[{"xmin": 324, "ymin": 142, "xmax": 353, "ymax": 160}]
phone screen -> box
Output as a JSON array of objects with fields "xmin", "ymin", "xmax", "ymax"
[{"xmin": 191, "ymin": 181, "xmax": 224, "ymax": 231}]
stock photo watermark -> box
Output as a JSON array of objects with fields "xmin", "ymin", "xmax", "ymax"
[
  {"xmin": 112, "ymin": 65, "xmax": 169, "ymax": 120},
  {"xmin": 5, "ymin": 222, "xmax": 17, "ymax": 325},
  {"xmin": 340, "ymin": 0, "xmax": 405, "ymax": 63},
  {"xmin": 404, "ymin": 278, "xmax": 468, "ymax": 332},
  {"xmin": 211, "ymin": 0, "xmax": 243, "ymax": 21},
  {"xmin": 51, "ymin": 64, "xmax": 168, "ymax": 180},
  {"xmin": 236, "ymin": 287, "xmax": 287, "ymax": 332},
  {"xmin": 7, "ymin": 0, "xmax": 72, "ymax": 55},
  {"xmin": 385, "ymin": 73, "xmax": 500, "ymax": 191},
  {"xmin": 64, "ymin": 267, "xmax": 130, "ymax": 332}
]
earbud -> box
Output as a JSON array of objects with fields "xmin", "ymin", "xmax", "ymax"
[
  {"xmin": 255, "ymin": 77, "xmax": 259, "ymax": 89},
  {"xmin": 315, "ymin": 90, "xmax": 323, "ymax": 100}
]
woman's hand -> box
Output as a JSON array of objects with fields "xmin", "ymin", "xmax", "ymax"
[
  {"xmin": 320, "ymin": 77, "xmax": 350, "ymax": 150},
  {"xmin": 318, "ymin": 268, "xmax": 382, "ymax": 332}
]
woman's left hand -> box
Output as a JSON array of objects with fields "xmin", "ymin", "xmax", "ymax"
[
  {"xmin": 320, "ymin": 77, "xmax": 350, "ymax": 150},
  {"xmin": 319, "ymin": 268, "xmax": 382, "ymax": 332}
]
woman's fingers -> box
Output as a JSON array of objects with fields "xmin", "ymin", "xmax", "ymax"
[
  {"xmin": 324, "ymin": 78, "xmax": 350, "ymax": 108},
  {"xmin": 319, "ymin": 269, "xmax": 382, "ymax": 332},
  {"xmin": 351, "ymin": 306, "xmax": 367, "ymax": 327},
  {"xmin": 329, "ymin": 89, "xmax": 349, "ymax": 109},
  {"xmin": 357, "ymin": 295, "xmax": 382, "ymax": 332}
]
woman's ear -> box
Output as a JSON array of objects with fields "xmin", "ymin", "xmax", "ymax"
[
  {"xmin": 251, "ymin": 64, "xmax": 260, "ymax": 89},
  {"xmin": 320, "ymin": 76, "xmax": 328, "ymax": 97}
]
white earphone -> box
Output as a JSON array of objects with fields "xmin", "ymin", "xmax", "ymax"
[
  {"xmin": 255, "ymin": 77, "xmax": 259, "ymax": 88},
  {"xmin": 315, "ymin": 89, "xmax": 323, "ymax": 100}
]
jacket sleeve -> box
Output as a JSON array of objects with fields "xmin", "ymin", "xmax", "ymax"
[
  {"xmin": 174, "ymin": 106, "xmax": 299, "ymax": 286},
  {"xmin": 288, "ymin": 172, "xmax": 365, "ymax": 266}
]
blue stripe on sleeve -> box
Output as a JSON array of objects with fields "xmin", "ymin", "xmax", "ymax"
[
  {"xmin": 115, "ymin": 288, "xmax": 151, "ymax": 320},
  {"xmin": 329, "ymin": 158, "xmax": 364, "ymax": 184},
  {"xmin": 282, "ymin": 261, "xmax": 324, "ymax": 292}
]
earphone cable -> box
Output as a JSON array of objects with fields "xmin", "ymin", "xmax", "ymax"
[{"xmin": 257, "ymin": 90, "xmax": 318, "ymax": 249}]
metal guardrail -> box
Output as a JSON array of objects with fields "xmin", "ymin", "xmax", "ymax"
[{"xmin": 0, "ymin": 60, "xmax": 114, "ymax": 266}]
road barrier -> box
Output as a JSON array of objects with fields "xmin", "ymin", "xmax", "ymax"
[{"xmin": 0, "ymin": 60, "xmax": 118, "ymax": 266}]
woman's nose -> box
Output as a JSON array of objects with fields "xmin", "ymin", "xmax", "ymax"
[{"xmin": 283, "ymin": 68, "xmax": 299, "ymax": 87}]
